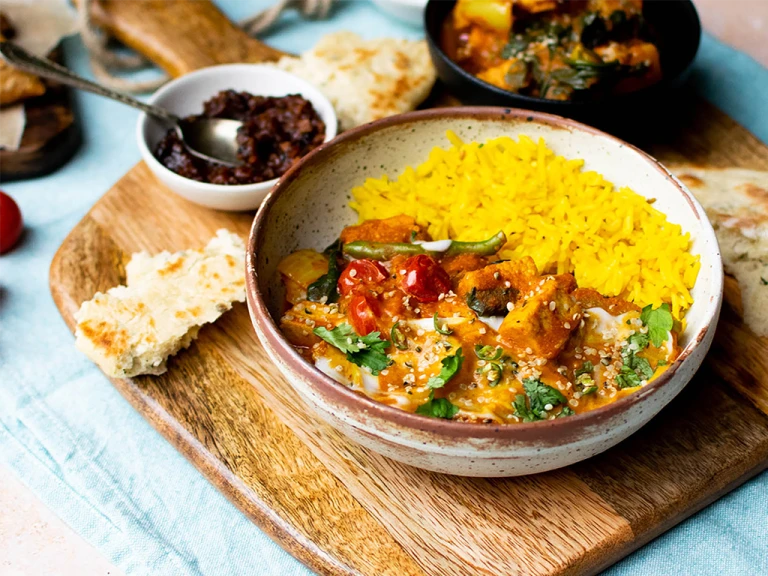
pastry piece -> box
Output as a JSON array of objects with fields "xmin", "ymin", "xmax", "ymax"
[
  {"xmin": 671, "ymin": 164, "xmax": 768, "ymax": 335},
  {"xmin": 74, "ymin": 230, "xmax": 246, "ymax": 377},
  {"xmin": 274, "ymin": 31, "xmax": 436, "ymax": 130}
]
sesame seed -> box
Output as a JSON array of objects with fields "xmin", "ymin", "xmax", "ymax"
[
  {"xmin": 414, "ymin": 308, "xmax": 421, "ymax": 314},
  {"xmin": 544, "ymin": 403, "xmax": 553, "ymax": 411},
  {"xmin": 506, "ymin": 302, "xmax": 514, "ymax": 312},
  {"xmin": 494, "ymin": 271, "xmax": 501, "ymax": 280},
  {"xmin": 569, "ymin": 399, "xmax": 579, "ymax": 407},
  {"xmin": 349, "ymin": 268, "xmax": 357, "ymax": 278},
  {"xmin": 504, "ymin": 281, "xmax": 511, "ymax": 288},
  {"xmin": 381, "ymin": 370, "xmax": 389, "ymax": 376},
  {"xmin": 525, "ymin": 347, "xmax": 533, "ymax": 355},
  {"xmin": 479, "ymin": 327, "xmax": 487, "ymax": 334},
  {"xmin": 564, "ymin": 322, "xmax": 571, "ymax": 329},
  {"xmin": 549, "ymin": 301, "xmax": 556, "ymax": 311}
]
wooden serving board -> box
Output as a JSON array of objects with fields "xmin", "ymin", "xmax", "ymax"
[
  {"xmin": 50, "ymin": 2, "xmax": 768, "ymax": 574},
  {"xmin": 49, "ymin": 102, "xmax": 768, "ymax": 576}
]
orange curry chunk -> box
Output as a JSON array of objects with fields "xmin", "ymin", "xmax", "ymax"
[
  {"xmin": 456, "ymin": 256, "xmax": 539, "ymax": 316},
  {"xmin": 441, "ymin": 253, "xmax": 490, "ymax": 282},
  {"xmin": 498, "ymin": 274, "xmax": 581, "ymax": 359},
  {"xmin": 339, "ymin": 215, "xmax": 429, "ymax": 244}
]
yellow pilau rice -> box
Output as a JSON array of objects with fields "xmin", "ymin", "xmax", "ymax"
[{"xmin": 350, "ymin": 132, "xmax": 700, "ymax": 318}]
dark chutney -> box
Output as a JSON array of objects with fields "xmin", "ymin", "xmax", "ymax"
[{"xmin": 154, "ymin": 90, "xmax": 326, "ymax": 185}]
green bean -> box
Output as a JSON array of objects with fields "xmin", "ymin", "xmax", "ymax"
[
  {"xmin": 444, "ymin": 231, "xmax": 507, "ymax": 256},
  {"xmin": 342, "ymin": 230, "xmax": 507, "ymax": 261},
  {"xmin": 342, "ymin": 242, "xmax": 428, "ymax": 260}
]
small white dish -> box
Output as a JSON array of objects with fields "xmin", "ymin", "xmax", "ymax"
[
  {"xmin": 136, "ymin": 64, "xmax": 338, "ymax": 212},
  {"xmin": 371, "ymin": 0, "xmax": 427, "ymax": 25}
]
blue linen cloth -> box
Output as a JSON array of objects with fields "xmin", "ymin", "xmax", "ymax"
[{"xmin": 1, "ymin": 1, "xmax": 767, "ymax": 574}]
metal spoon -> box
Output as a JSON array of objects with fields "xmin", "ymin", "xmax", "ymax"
[{"xmin": 0, "ymin": 42, "xmax": 242, "ymax": 166}]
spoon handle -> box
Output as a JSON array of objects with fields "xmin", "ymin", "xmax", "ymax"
[{"xmin": 0, "ymin": 42, "xmax": 179, "ymax": 123}]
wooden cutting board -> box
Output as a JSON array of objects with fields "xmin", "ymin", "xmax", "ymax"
[{"xmin": 50, "ymin": 2, "xmax": 768, "ymax": 574}]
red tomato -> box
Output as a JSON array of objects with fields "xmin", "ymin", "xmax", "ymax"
[
  {"xmin": 348, "ymin": 293, "xmax": 380, "ymax": 335},
  {"xmin": 0, "ymin": 191, "xmax": 23, "ymax": 254},
  {"xmin": 337, "ymin": 259, "xmax": 388, "ymax": 296},
  {"xmin": 400, "ymin": 255, "xmax": 451, "ymax": 302}
]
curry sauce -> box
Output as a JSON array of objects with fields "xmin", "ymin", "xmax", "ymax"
[{"xmin": 278, "ymin": 216, "xmax": 680, "ymax": 423}]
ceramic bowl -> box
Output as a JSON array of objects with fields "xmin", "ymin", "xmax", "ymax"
[
  {"xmin": 246, "ymin": 107, "xmax": 722, "ymax": 477},
  {"xmin": 371, "ymin": 0, "xmax": 427, "ymax": 26},
  {"xmin": 136, "ymin": 64, "xmax": 337, "ymax": 212},
  {"xmin": 425, "ymin": 0, "xmax": 701, "ymax": 134}
]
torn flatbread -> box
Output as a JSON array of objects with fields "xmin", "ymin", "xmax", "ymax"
[
  {"xmin": 75, "ymin": 230, "xmax": 246, "ymax": 377},
  {"xmin": 273, "ymin": 32, "xmax": 436, "ymax": 130},
  {"xmin": 671, "ymin": 164, "xmax": 768, "ymax": 335}
]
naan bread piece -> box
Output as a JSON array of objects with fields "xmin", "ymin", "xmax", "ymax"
[
  {"xmin": 670, "ymin": 164, "xmax": 768, "ymax": 335},
  {"xmin": 74, "ymin": 230, "xmax": 246, "ymax": 378},
  {"xmin": 0, "ymin": 32, "xmax": 46, "ymax": 105},
  {"xmin": 274, "ymin": 32, "xmax": 436, "ymax": 130}
]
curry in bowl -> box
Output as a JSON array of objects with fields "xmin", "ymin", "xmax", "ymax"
[
  {"xmin": 441, "ymin": 0, "xmax": 662, "ymax": 101},
  {"xmin": 275, "ymin": 132, "xmax": 698, "ymax": 424}
]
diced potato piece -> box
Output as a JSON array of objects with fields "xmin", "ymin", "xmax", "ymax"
[
  {"xmin": 278, "ymin": 249, "xmax": 329, "ymax": 305},
  {"xmin": 454, "ymin": 0, "xmax": 513, "ymax": 33},
  {"xmin": 340, "ymin": 215, "xmax": 428, "ymax": 244},
  {"xmin": 457, "ymin": 257, "xmax": 539, "ymax": 316},
  {"xmin": 498, "ymin": 274, "xmax": 580, "ymax": 359}
]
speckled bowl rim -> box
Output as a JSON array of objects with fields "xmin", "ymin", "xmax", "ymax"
[{"xmin": 246, "ymin": 106, "xmax": 722, "ymax": 441}]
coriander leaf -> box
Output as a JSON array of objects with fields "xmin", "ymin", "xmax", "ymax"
[
  {"xmin": 523, "ymin": 377, "xmax": 567, "ymax": 419},
  {"xmin": 313, "ymin": 323, "xmax": 392, "ymax": 375},
  {"xmin": 557, "ymin": 406, "xmax": 575, "ymax": 418},
  {"xmin": 615, "ymin": 364, "xmax": 642, "ymax": 389},
  {"xmin": 307, "ymin": 240, "xmax": 342, "ymax": 303},
  {"xmin": 628, "ymin": 331, "xmax": 649, "ymax": 351},
  {"xmin": 513, "ymin": 393, "xmax": 537, "ymax": 422},
  {"xmin": 416, "ymin": 392, "xmax": 459, "ymax": 419},
  {"xmin": 632, "ymin": 355, "xmax": 654, "ymax": 380},
  {"xmin": 640, "ymin": 303, "xmax": 674, "ymax": 347},
  {"xmin": 313, "ymin": 323, "xmax": 359, "ymax": 354},
  {"xmin": 427, "ymin": 348, "xmax": 464, "ymax": 389},
  {"xmin": 349, "ymin": 347, "xmax": 392, "ymax": 375}
]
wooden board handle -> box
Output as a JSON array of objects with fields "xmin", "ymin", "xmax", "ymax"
[{"xmin": 84, "ymin": 0, "xmax": 288, "ymax": 77}]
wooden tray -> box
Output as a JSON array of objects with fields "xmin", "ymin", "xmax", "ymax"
[{"xmin": 50, "ymin": 2, "xmax": 768, "ymax": 574}]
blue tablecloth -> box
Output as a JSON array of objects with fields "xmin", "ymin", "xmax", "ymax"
[{"xmin": 2, "ymin": 2, "xmax": 767, "ymax": 574}]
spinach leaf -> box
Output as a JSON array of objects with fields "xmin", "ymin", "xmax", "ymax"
[{"xmin": 307, "ymin": 240, "xmax": 341, "ymax": 303}]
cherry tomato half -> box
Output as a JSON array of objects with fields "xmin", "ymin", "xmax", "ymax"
[
  {"xmin": 0, "ymin": 191, "xmax": 23, "ymax": 254},
  {"xmin": 400, "ymin": 254, "xmax": 451, "ymax": 302},
  {"xmin": 337, "ymin": 259, "xmax": 388, "ymax": 296},
  {"xmin": 349, "ymin": 293, "xmax": 380, "ymax": 336}
]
